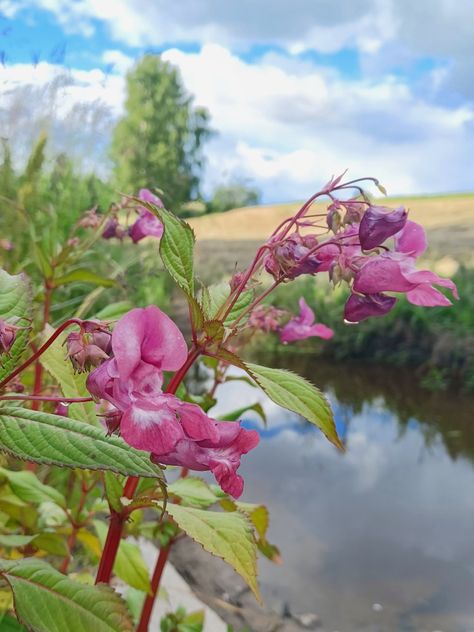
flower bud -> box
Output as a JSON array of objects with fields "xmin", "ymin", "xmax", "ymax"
[
  {"xmin": 102, "ymin": 217, "xmax": 126, "ymax": 240},
  {"xmin": 230, "ymin": 271, "xmax": 246, "ymax": 292},
  {"xmin": 65, "ymin": 332, "xmax": 109, "ymax": 373},
  {"xmin": 54, "ymin": 402, "xmax": 69, "ymax": 417},
  {"xmin": 78, "ymin": 207, "xmax": 101, "ymax": 229},
  {"xmin": 326, "ymin": 204, "xmax": 342, "ymax": 233},
  {"xmin": 0, "ymin": 320, "xmax": 22, "ymax": 355},
  {"xmin": 359, "ymin": 205, "xmax": 408, "ymax": 250}
]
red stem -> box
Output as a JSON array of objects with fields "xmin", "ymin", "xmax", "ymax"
[
  {"xmin": 95, "ymin": 346, "xmax": 200, "ymax": 586},
  {"xmin": 136, "ymin": 544, "xmax": 171, "ymax": 632},
  {"xmin": 0, "ymin": 318, "xmax": 82, "ymax": 391},
  {"xmin": 0, "ymin": 395, "xmax": 93, "ymax": 403}
]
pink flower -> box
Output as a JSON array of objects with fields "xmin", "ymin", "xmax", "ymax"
[
  {"xmin": 129, "ymin": 189, "xmax": 164, "ymax": 243},
  {"xmin": 86, "ymin": 306, "xmax": 258, "ymax": 497},
  {"xmin": 153, "ymin": 423, "xmax": 259, "ymax": 499},
  {"xmin": 344, "ymin": 292, "xmax": 397, "ymax": 323},
  {"xmin": 102, "ymin": 217, "xmax": 126, "ymax": 240},
  {"xmin": 359, "ymin": 205, "xmax": 408, "ymax": 250},
  {"xmin": 353, "ymin": 252, "xmax": 459, "ymax": 307},
  {"xmin": 394, "ymin": 220, "xmax": 427, "ymax": 257},
  {"xmin": 264, "ymin": 234, "xmax": 322, "ymax": 280},
  {"xmin": 0, "ymin": 320, "xmax": 23, "ymax": 355},
  {"xmin": 65, "ymin": 332, "xmax": 110, "ymax": 373},
  {"xmin": 280, "ymin": 298, "xmax": 333, "ymax": 344},
  {"xmin": 248, "ymin": 305, "xmax": 284, "ymax": 333}
]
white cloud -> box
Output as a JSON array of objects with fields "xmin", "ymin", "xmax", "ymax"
[
  {"xmin": 1, "ymin": 42, "xmax": 473, "ymax": 200},
  {"xmin": 102, "ymin": 49, "xmax": 134, "ymax": 75}
]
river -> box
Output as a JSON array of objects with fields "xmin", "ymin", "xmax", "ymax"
[{"xmin": 202, "ymin": 354, "xmax": 474, "ymax": 631}]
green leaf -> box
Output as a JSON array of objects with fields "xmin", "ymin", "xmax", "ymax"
[
  {"xmin": 0, "ymin": 270, "xmax": 32, "ymax": 384},
  {"xmin": 93, "ymin": 302, "xmax": 134, "ymax": 321},
  {"xmin": 201, "ymin": 282, "xmax": 253, "ymax": 326},
  {"xmin": 0, "ymin": 534, "xmax": 36, "ymax": 548},
  {"xmin": 141, "ymin": 200, "xmax": 195, "ymax": 295},
  {"xmin": 168, "ymin": 478, "xmax": 218, "ymax": 508},
  {"xmin": 54, "ymin": 269, "xmax": 116, "ymax": 288},
  {"xmin": 218, "ymin": 402, "xmax": 266, "ymax": 424},
  {"xmin": 0, "ymin": 406, "xmax": 164, "ymax": 479},
  {"xmin": 95, "ymin": 522, "xmax": 151, "ymax": 593},
  {"xmin": 33, "ymin": 533, "xmax": 69, "ymax": 557},
  {"xmin": 166, "ymin": 504, "xmax": 260, "ymax": 601},
  {"xmin": 40, "ymin": 324, "xmax": 97, "ymax": 425},
  {"xmin": 103, "ymin": 473, "xmax": 124, "ymax": 513},
  {"xmin": 244, "ymin": 363, "xmax": 343, "ymax": 450},
  {"xmin": 0, "ymin": 558, "xmax": 134, "ymax": 632},
  {"xmin": 0, "ymin": 468, "xmax": 66, "ymax": 507},
  {"xmin": 0, "ymin": 614, "xmax": 27, "ymax": 631}
]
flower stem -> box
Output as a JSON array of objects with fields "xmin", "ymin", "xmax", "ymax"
[
  {"xmin": 0, "ymin": 395, "xmax": 93, "ymax": 403},
  {"xmin": 94, "ymin": 346, "xmax": 200, "ymax": 586},
  {"xmin": 136, "ymin": 543, "xmax": 172, "ymax": 632},
  {"xmin": 0, "ymin": 318, "xmax": 82, "ymax": 391}
]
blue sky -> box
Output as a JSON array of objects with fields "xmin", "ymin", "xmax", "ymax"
[{"xmin": 0, "ymin": 1, "xmax": 473, "ymax": 202}]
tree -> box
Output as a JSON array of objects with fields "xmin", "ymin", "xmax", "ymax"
[
  {"xmin": 111, "ymin": 55, "xmax": 212, "ymax": 211},
  {"xmin": 207, "ymin": 180, "xmax": 261, "ymax": 213}
]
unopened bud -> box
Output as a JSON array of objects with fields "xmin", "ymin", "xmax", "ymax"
[
  {"xmin": 0, "ymin": 320, "xmax": 23, "ymax": 355},
  {"xmin": 65, "ymin": 332, "xmax": 109, "ymax": 373}
]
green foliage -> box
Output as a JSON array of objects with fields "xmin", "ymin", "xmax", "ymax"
[
  {"xmin": 0, "ymin": 468, "xmax": 65, "ymax": 508},
  {"xmin": 207, "ymin": 181, "xmax": 260, "ymax": 213},
  {"xmin": 0, "ymin": 270, "xmax": 31, "ymax": 384},
  {"xmin": 166, "ymin": 503, "xmax": 260, "ymax": 601},
  {"xmin": 0, "ymin": 558, "xmax": 134, "ymax": 632},
  {"xmin": 160, "ymin": 607, "xmax": 204, "ymax": 632},
  {"xmin": 111, "ymin": 55, "xmax": 212, "ymax": 211},
  {"xmin": 0, "ymin": 406, "xmax": 164, "ymax": 479},
  {"xmin": 245, "ymin": 362, "xmax": 342, "ymax": 450},
  {"xmin": 168, "ymin": 477, "xmax": 219, "ymax": 509},
  {"xmin": 201, "ymin": 282, "xmax": 254, "ymax": 326}
]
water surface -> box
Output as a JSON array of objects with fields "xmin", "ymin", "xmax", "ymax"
[{"xmin": 206, "ymin": 355, "xmax": 474, "ymax": 632}]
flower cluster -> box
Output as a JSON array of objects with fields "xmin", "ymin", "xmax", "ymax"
[
  {"xmin": 262, "ymin": 183, "xmax": 458, "ymax": 323},
  {"xmin": 86, "ymin": 306, "xmax": 258, "ymax": 498},
  {"xmin": 101, "ymin": 189, "xmax": 164, "ymax": 244}
]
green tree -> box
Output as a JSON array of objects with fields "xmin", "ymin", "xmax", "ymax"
[
  {"xmin": 207, "ymin": 180, "xmax": 260, "ymax": 213},
  {"xmin": 111, "ymin": 55, "xmax": 212, "ymax": 211}
]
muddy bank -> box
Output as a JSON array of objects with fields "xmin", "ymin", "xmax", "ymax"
[{"xmin": 170, "ymin": 538, "xmax": 322, "ymax": 632}]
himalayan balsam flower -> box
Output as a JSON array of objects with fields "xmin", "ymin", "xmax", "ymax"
[
  {"xmin": 86, "ymin": 306, "xmax": 258, "ymax": 498},
  {"xmin": 129, "ymin": 189, "xmax": 164, "ymax": 243},
  {"xmin": 280, "ymin": 298, "xmax": 333, "ymax": 344},
  {"xmin": 344, "ymin": 292, "xmax": 397, "ymax": 323},
  {"xmin": 248, "ymin": 305, "xmax": 284, "ymax": 333}
]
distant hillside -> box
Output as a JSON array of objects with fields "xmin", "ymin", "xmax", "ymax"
[{"xmin": 189, "ymin": 194, "xmax": 474, "ymax": 264}]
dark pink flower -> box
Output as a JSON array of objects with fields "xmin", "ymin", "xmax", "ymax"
[
  {"xmin": 394, "ymin": 220, "xmax": 427, "ymax": 257},
  {"xmin": 353, "ymin": 253, "xmax": 459, "ymax": 307},
  {"xmin": 102, "ymin": 217, "xmax": 126, "ymax": 240},
  {"xmin": 280, "ymin": 298, "xmax": 333, "ymax": 344},
  {"xmin": 359, "ymin": 205, "xmax": 408, "ymax": 250},
  {"xmin": 86, "ymin": 306, "xmax": 257, "ymax": 497},
  {"xmin": 54, "ymin": 402, "xmax": 69, "ymax": 417},
  {"xmin": 153, "ymin": 423, "xmax": 259, "ymax": 498},
  {"xmin": 129, "ymin": 189, "xmax": 164, "ymax": 243},
  {"xmin": 344, "ymin": 292, "xmax": 397, "ymax": 323}
]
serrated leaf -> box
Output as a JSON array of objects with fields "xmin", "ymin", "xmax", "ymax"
[
  {"xmin": 168, "ymin": 478, "xmax": 218, "ymax": 508},
  {"xmin": 218, "ymin": 402, "xmax": 266, "ymax": 424},
  {"xmin": 0, "ymin": 468, "xmax": 66, "ymax": 507},
  {"xmin": 0, "ymin": 558, "xmax": 134, "ymax": 632},
  {"xmin": 166, "ymin": 503, "xmax": 260, "ymax": 601},
  {"xmin": 140, "ymin": 200, "xmax": 195, "ymax": 296},
  {"xmin": 40, "ymin": 324, "xmax": 97, "ymax": 425},
  {"xmin": 0, "ymin": 406, "xmax": 164, "ymax": 479},
  {"xmin": 244, "ymin": 363, "xmax": 342, "ymax": 450},
  {"xmin": 236, "ymin": 503, "xmax": 269, "ymax": 541},
  {"xmin": 201, "ymin": 283, "xmax": 253, "ymax": 326},
  {"xmin": 0, "ymin": 270, "xmax": 32, "ymax": 384},
  {"xmin": 94, "ymin": 522, "xmax": 151, "ymax": 593},
  {"xmin": 53, "ymin": 269, "xmax": 116, "ymax": 288}
]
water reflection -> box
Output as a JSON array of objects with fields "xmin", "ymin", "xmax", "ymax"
[{"xmin": 201, "ymin": 355, "xmax": 474, "ymax": 631}]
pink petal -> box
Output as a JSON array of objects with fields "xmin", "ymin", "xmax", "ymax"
[
  {"xmin": 138, "ymin": 188, "xmax": 164, "ymax": 208},
  {"xmin": 120, "ymin": 399, "xmax": 184, "ymax": 453},
  {"xmin": 298, "ymin": 297, "xmax": 315, "ymax": 326},
  {"xmin": 354, "ymin": 256, "xmax": 415, "ymax": 294},
  {"xmin": 112, "ymin": 306, "xmax": 187, "ymax": 380},
  {"xmin": 406, "ymin": 285, "xmax": 453, "ymax": 307},
  {"xmin": 308, "ymin": 324, "xmax": 334, "ymax": 340},
  {"xmin": 394, "ymin": 220, "xmax": 427, "ymax": 257},
  {"xmin": 171, "ymin": 399, "xmax": 220, "ymax": 443}
]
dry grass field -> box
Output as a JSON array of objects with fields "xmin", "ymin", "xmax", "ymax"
[{"xmin": 188, "ymin": 194, "xmax": 474, "ymax": 283}]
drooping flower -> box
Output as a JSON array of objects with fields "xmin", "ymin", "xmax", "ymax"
[
  {"xmin": 280, "ymin": 298, "xmax": 333, "ymax": 344},
  {"xmin": 359, "ymin": 205, "xmax": 408, "ymax": 250},
  {"xmin": 102, "ymin": 217, "xmax": 126, "ymax": 240},
  {"xmin": 344, "ymin": 292, "xmax": 397, "ymax": 323},
  {"xmin": 65, "ymin": 332, "xmax": 110, "ymax": 373},
  {"xmin": 86, "ymin": 306, "xmax": 258, "ymax": 497},
  {"xmin": 129, "ymin": 189, "xmax": 164, "ymax": 243},
  {"xmin": 264, "ymin": 234, "xmax": 324, "ymax": 280},
  {"xmin": 353, "ymin": 252, "xmax": 459, "ymax": 307}
]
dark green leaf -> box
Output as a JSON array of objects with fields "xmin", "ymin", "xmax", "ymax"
[{"xmin": 54, "ymin": 269, "xmax": 116, "ymax": 288}]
